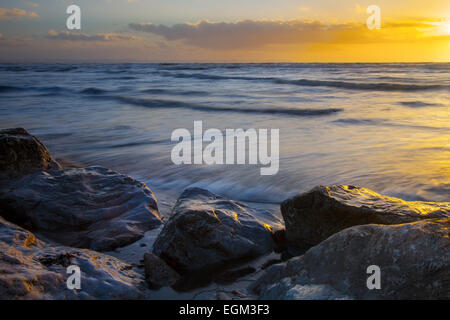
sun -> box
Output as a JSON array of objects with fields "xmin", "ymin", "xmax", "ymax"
[{"xmin": 436, "ymin": 20, "xmax": 450, "ymax": 35}]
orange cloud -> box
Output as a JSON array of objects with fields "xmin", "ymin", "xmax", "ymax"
[
  {"xmin": 129, "ymin": 19, "xmax": 449, "ymax": 50},
  {"xmin": 0, "ymin": 7, "xmax": 38, "ymax": 19},
  {"xmin": 129, "ymin": 20, "xmax": 360, "ymax": 49},
  {"xmin": 25, "ymin": 1, "xmax": 39, "ymax": 8}
]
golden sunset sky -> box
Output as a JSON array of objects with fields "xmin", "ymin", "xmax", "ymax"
[{"xmin": 0, "ymin": 0, "xmax": 449, "ymax": 62}]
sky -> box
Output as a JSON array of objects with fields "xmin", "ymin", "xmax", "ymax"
[{"xmin": 0, "ymin": 0, "xmax": 449, "ymax": 62}]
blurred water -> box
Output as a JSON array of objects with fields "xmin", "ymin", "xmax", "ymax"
[{"xmin": 0, "ymin": 63, "xmax": 449, "ymax": 203}]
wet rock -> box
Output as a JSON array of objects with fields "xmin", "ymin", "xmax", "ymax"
[
  {"xmin": 215, "ymin": 266, "xmax": 256, "ymax": 284},
  {"xmin": 153, "ymin": 188, "xmax": 274, "ymax": 274},
  {"xmin": 261, "ymin": 259, "xmax": 283, "ymax": 270},
  {"xmin": 143, "ymin": 253, "xmax": 180, "ymax": 289},
  {"xmin": 0, "ymin": 128, "xmax": 60, "ymax": 177},
  {"xmin": 0, "ymin": 166, "xmax": 162, "ymax": 251},
  {"xmin": 281, "ymin": 185, "xmax": 449, "ymax": 253},
  {"xmin": 271, "ymin": 229, "xmax": 287, "ymax": 253},
  {"xmin": 231, "ymin": 290, "xmax": 247, "ymax": 298},
  {"xmin": 216, "ymin": 292, "xmax": 232, "ymax": 300},
  {"xmin": 0, "ymin": 217, "xmax": 147, "ymax": 299},
  {"xmin": 252, "ymin": 219, "xmax": 450, "ymax": 300},
  {"xmin": 260, "ymin": 278, "xmax": 352, "ymax": 300}
]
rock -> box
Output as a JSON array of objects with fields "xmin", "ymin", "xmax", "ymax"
[
  {"xmin": 0, "ymin": 216, "xmax": 147, "ymax": 299},
  {"xmin": 231, "ymin": 290, "xmax": 247, "ymax": 298},
  {"xmin": 260, "ymin": 278, "xmax": 352, "ymax": 300},
  {"xmin": 251, "ymin": 219, "xmax": 450, "ymax": 300},
  {"xmin": 261, "ymin": 259, "xmax": 283, "ymax": 270},
  {"xmin": 215, "ymin": 266, "xmax": 256, "ymax": 284},
  {"xmin": 0, "ymin": 128, "xmax": 60, "ymax": 177},
  {"xmin": 216, "ymin": 292, "xmax": 232, "ymax": 300},
  {"xmin": 0, "ymin": 166, "xmax": 162, "ymax": 251},
  {"xmin": 153, "ymin": 188, "xmax": 274, "ymax": 274},
  {"xmin": 281, "ymin": 185, "xmax": 449, "ymax": 253},
  {"xmin": 271, "ymin": 229, "xmax": 287, "ymax": 253},
  {"xmin": 143, "ymin": 253, "xmax": 180, "ymax": 289}
]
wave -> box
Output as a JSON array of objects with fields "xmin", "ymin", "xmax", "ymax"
[
  {"xmin": 280, "ymin": 79, "xmax": 448, "ymax": 91},
  {"xmin": 141, "ymin": 88, "xmax": 208, "ymax": 96},
  {"xmin": 0, "ymin": 65, "xmax": 78, "ymax": 73},
  {"xmin": 332, "ymin": 118, "xmax": 380, "ymax": 125},
  {"xmin": 101, "ymin": 138, "xmax": 169, "ymax": 149},
  {"xmin": 0, "ymin": 66, "xmax": 29, "ymax": 72},
  {"xmin": 332, "ymin": 118, "xmax": 447, "ymax": 132},
  {"xmin": 98, "ymin": 76, "xmax": 137, "ymax": 80},
  {"xmin": 0, "ymin": 85, "xmax": 25, "ymax": 92},
  {"xmin": 118, "ymin": 96, "xmax": 342, "ymax": 117},
  {"xmin": 34, "ymin": 66, "xmax": 78, "ymax": 73},
  {"xmin": 80, "ymin": 87, "xmax": 108, "ymax": 95},
  {"xmin": 165, "ymin": 72, "xmax": 448, "ymax": 92},
  {"xmin": 0, "ymin": 85, "xmax": 69, "ymax": 93},
  {"xmin": 398, "ymin": 101, "xmax": 445, "ymax": 108}
]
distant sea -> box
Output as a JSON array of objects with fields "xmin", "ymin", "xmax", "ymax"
[{"xmin": 1, "ymin": 63, "xmax": 449, "ymax": 208}]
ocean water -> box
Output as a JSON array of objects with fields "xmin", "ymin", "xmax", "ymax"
[{"xmin": 0, "ymin": 63, "xmax": 449, "ymax": 205}]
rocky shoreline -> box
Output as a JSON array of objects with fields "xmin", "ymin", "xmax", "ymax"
[{"xmin": 0, "ymin": 128, "xmax": 448, "ymax": 299}]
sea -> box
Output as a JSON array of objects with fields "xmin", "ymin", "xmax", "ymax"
[{"xmin": 1, "ymin": 63, "xmax": 449, "ymax": 212}]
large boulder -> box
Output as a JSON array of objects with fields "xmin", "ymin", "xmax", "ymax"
[
  {"xmin": 0, "ymin": 128, "xmax": 60, "ymax": 177},
  {"xmin": 0, "ymin": 217, "xmax": 147, "ymax": 299},
  {"xmin": 153, "ymin": 188, "xmax": 274, "ymax": 274},
  {"xmin": 282, "ymin": 185, "xmax": 449, "ymax": 253},
  {"xmin": 0, "ymin": 166, "xmax": 162, "ymax": 251},
  {"xmin": 251, "ymin": 219, "xmax": 450, "ymax": 300}
]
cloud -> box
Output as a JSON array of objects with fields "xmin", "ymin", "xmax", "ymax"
[
  {"xmin": 354, "ymin": 4, "xmax": 365, "ymax": 14},
  {"xmin": 129, "ymin": 19, "xmax": 361, "ymax": 49},
  {"xmin": 298, "ymin": 7, "xmax": 310, "ymax": 12},
  {"xmin": 0, "ymin": 8, "xmax": 38, "ymax": 19},
  {"xmin": 24, "ymin": 1, "xmax": 39, "ymax": 8},
  {"xmin": 46, "ymin": 30, "xmax": 139, "ymax": 42},
  {"xmin": 129, "ymin": 18, "xmax": 447, "ymax": 50}
]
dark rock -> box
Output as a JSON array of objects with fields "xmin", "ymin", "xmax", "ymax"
[
  {"xmin": 251, "ymin": 218, "xmax": 450, "ymax": 299},
  {"xmin": 215, "ymin": 266, "xmax": 256, "ymax": 284},
  {"xmin": 38, "ymin": 252, "xmax": 76, "ymax": 268},
  {"xmin": 143, "ymin": 253, "xmax": 180, "ymax": 289},
  {"xmin": 0, "ymin": 166, "xmax": 162, "ymax": 251},
  {"xmin": 232, "ymin": 290, "xmax": 247, "ymax": 298},
  {"xmin": 261, "ymin": 259, "xmax": 283, "ymax": 270},
  {"xmin": 153, "ymin": 188, "xmax": 274, "ymax": 274},
  {"xmin": 280, "ymin": 251, "xmax": 293, "ymax": 261},
  {"xmin": 0, "ymin": 128, "xmax": 60, "ymax": 177},
  {"xmin": 271, "ymin": 229, "xmax": 287, "ymax": 253},
  {"xmin": 281, "ymin": 185, "xmax": 449, "ymax": 253},
  {"xmin": 216, "ymin": 292, "xmax": 232, "ymax": 300},
  {"xmin": 0, "ymin": 217, "xmax": 147, "ymax": 299}
]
